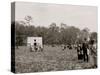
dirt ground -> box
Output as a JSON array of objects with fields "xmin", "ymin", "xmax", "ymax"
[{"xmin": 15, "ymin": 45, "xmax": 97, "ymax": 73}]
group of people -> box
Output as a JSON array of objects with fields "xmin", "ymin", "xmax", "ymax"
[
  {"xmin": 61, "ymin": 38, "xmax": 97, "ymax": 63},
  {"xmin": 76, "ymin": 38, "xmax": 97, "ymax": 63},
  {"xmin": 77, "ymin": 38, "xmax": 89, "ymax": 62}
]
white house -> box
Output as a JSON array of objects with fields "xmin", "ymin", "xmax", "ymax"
[{"xmin": 27, "ymin": 37, "xmax": 43, "ymax": 49}]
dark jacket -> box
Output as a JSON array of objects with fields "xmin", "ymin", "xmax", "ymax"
[{"xmin": 82, "ymin": 41, "xmax": 88, "ymax": 51}]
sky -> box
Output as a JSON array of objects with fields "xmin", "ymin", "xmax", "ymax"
[{"xmin": 15, "ymin": 2, "xmax": 98, "ymax": 32}]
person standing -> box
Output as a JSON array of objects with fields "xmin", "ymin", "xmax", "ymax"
[
  {"xmin": 77, "ymin": 43, "xmax": 83, "ymax": 60},
  {"xmin": 82, "ymin": 38, "xmax": 89, "ymax": 62},
  {"xmin": 89, "ymin": 39, "xmax": 97, "ymax": 67}
]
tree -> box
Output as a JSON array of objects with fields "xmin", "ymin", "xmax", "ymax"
[
  {"xmin": 90, "ymin": 32, "xmax": 97, "ymax": 42},
  {"xmin": 80, "ymin": 27, "xmax": 90, "ymax": 41},
  {"xmin": 59, "ymin": 25, "xmax": 80, "ymax": 44},
  {"xmin": 24, "ymin": 16, "xmax": 32, "ymax": 26},
  {"xmin": 47, "ymin": 23, "xmax": 60, "ymax": 45}
]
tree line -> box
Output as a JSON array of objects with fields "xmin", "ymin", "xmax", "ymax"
[{"xmin": 11, "ymin": 16, "xmax": 97, "ymax": 46}]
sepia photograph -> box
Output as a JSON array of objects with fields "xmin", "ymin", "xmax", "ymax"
[{"xmin": 11, "ymin": 2, "xmax": 98, "ymax": 73}]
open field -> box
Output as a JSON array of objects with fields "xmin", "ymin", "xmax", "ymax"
[{"xmin": 15, "ymin": 45, "xmax": 97, "ymax": 73}]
